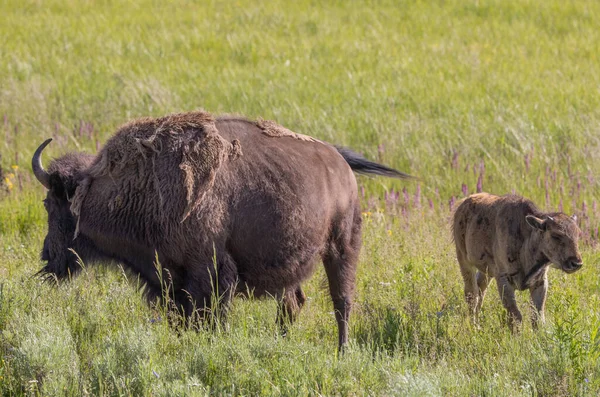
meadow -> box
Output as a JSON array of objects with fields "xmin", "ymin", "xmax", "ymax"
[{"xmin": 1, "ymin": 0, "xmax": 600, "ymax": 395}]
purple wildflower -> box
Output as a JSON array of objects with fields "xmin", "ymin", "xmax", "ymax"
[
  {"xmin": 558, "ymin": 199, "xmax": 563, "ymax": 212},
  {"xmin": 449, "ymin": 196, "xmax": 456, "ymax": 211},
  {"xmin": 451, "ymin": 150, "xmax": 458, "ymax": 170},
  {"xmin": 461, "ymin": 183, "xmax": 468, "ymax": 197},
  {"xmin": 88, "ymin": 122, "xmax": 94, "ymax": 138},
  {"xmin": 476, "ymin": 173, "xmax": 483, "ymax": 193},
  {"xmin": 414, "ymin": 184, "xmax": 421, "ymax": 208}
]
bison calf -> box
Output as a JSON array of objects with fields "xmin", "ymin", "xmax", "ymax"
[{"xmin": 452, "ymin": 193, "xmax": 583, "ymax": 330}]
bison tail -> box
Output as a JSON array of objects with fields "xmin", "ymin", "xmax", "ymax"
[{"xmin": 335, "ymin": 146, "xmax": 413, "ymax": 179}]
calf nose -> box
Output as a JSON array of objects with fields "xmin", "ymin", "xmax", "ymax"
[
  {"xmin": 562, "ymin": 257, "xmax": 583, "ymax": 273},
  {"xmin": 570, "ymin": 260, "xmax": 583, "ymax": 270}
]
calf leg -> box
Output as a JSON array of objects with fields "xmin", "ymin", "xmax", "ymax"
[
  {"xmin": 529, "ymin": 273, "xmax": 548, "ymax": 329},
  {"xmin": 496, "ymin": 274, "xmax": 522, "ymax": 331},
  {"xmin": 277, "ymin": 286, "xmax": 307, "ymax": 336},
  {"xmin": 322, "ymin": 209, "xmax": 361, "ymax": 353},
  {"xmin": 457, "ymin": 251, "xmax": 479, "ymax": 320},
  {"xmin": 475, "ymin": 271, "xmax": 490, "ymax": 315}
]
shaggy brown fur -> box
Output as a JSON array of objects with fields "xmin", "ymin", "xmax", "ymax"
[
  {"xmin": 32, "ymin": 111, "xmax": 410, "ymax": 351},
  {"xmin": 452, "ymin": 193, "xmax": 583, "ymax": 330}
]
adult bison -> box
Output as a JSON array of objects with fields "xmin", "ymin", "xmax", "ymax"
[
  {"xmin": 452, "ymin": 193, "xmax": 583, "ymax": 330},
  {"xmin": 33, "ymin": 111, "xmax": 410, "ymax": 351}
]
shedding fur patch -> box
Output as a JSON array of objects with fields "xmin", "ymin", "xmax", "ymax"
[
  {"xmin": 255, "ymin": 119, "xmax": 319, "ymax": 143},
  {"xmin": 72, "ymin": 111, "xmax": 242, "ymax": 226},
  {"xmin": 70, "ymin": 177, "xmax": 91, "ymax": 239}
]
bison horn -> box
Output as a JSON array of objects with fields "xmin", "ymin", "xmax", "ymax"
[{"xmin": 32, "ymin": 138, "xmax": 53, "ymax": 189}]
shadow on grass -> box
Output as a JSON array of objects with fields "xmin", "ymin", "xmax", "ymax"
[{"xmin": 353, "ymin": 300, "xmax": 461, "ymax": 359}]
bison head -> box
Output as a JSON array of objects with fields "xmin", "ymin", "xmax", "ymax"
[
  {"xmin": 526, "ymin": 214, "xmax": 583, "ymax": 274},
  {"xmin": 33, "ymin": 139, "xmax": 96, "ymax": 281}
]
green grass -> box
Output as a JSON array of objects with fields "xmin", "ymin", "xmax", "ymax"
[{"xmin": 2, "ymin": 0, "xmax": 600, "ymax": 395}]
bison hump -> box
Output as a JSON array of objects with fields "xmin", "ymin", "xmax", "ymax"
[{"xmin": 77, "ymin": 111, "xmax": 241, "ymax": 227}]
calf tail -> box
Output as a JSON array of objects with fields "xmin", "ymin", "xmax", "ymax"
[{"xmin": 335, "ymin": 146, "xmax": 413, "ymax": 179}]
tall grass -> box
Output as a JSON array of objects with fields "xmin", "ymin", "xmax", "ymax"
[{"xmin": 1, "ymin": 0, "xmax": 600, "ymax": 395}]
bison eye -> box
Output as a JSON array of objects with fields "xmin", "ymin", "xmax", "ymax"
[{"xmin": 551, "ymin": 234, "xmax": 562, "ymax": 241}]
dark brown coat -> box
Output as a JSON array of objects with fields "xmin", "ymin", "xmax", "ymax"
[
  {"xmin": 33, "ymin": 111, "xmax": 410, "ymax": 351},
  {"xmin": 452, "ymin": 193, "xmax": 583, "ymax": 329}
]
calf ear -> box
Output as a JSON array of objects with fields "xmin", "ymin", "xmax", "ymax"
[
  {"xmin": 526, "ymin": 215, "xmax": 547, "ymax": 231},
  {"xmin": 571, "ymin": 214, "xmax": 578, "ymax": 223}
]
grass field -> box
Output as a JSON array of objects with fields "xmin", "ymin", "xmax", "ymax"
[{"xmin": 2, "ymin": 0, "xmax": 600, "ymax": 395}]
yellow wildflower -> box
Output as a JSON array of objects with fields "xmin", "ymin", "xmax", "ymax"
[
  {"xmin": 387, "ymin": 229, "xmax": 392, "ymax": 236},
  {"xmin": 4, "ymin": 177, "xmax": 13, "ymax": 190},
  {"xmin": 11, "ymin": 165, "xmax": 18, "ymax": 171}
]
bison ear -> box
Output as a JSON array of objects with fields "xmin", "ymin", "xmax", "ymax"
[
  {"xmin": 526, "ymin": 215, "xmax": 547, "ymax": 231},
  {"xmin": 48, "ymin": 173, "xmax": 67, "ymax": 198}
]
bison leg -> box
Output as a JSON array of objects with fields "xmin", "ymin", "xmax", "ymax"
[
  {"xmin": 529, "ymin": 273, "xmax": 548, "ymax": 329},
  {"xmin": 496, "ymin": 274, "xmax": 522, "ymax": 331},
  {"xmin": 183, "ymin": 254, "xmax": 238, "ymax": 329},
  {"xmin": 277, "ymin": 286, "xmax": 307, "ymax": 336},
  {"xmin": 323, "ymin": 209, "xmax": 361, "ymax": 353}
]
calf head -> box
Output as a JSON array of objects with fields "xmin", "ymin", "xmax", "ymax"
[
  {"xmin": 33, "ymin": 139, "xmax": 95, "ymax": 280},
  {"xmin": 526, "ymin": 214, "xmax": 583, "ymax": 274}
]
